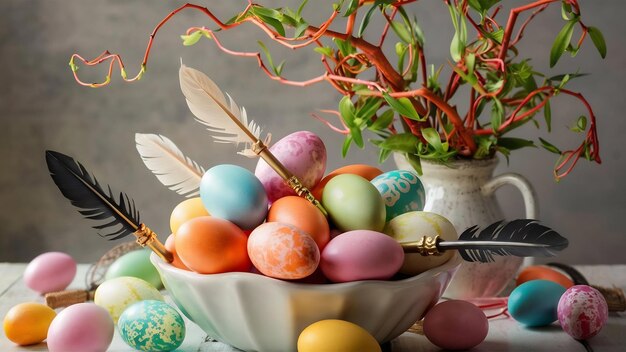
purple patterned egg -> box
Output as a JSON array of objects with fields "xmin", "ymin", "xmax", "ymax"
[
  {"xmin": 557, "ymin": 285, "xmax": 608, "ymax": 340},
  {"xmin": 255, "ymin": 131, "xmax": 326, "ymax": 203}
]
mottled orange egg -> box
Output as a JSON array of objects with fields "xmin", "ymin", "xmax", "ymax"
[
  {"xmin": 170, "ymin": 197, "xmax": 209, "ymax": 234},
  {"xmin": 516, "ymin": 265, "xmax": 574, "ymax": 288},
  {"xmin": 267, "ymin": 196, "xmax": 330, "ymax": 250},
  {"xmin": 248, "ymin": 222, "xmax": 320, "ymax": 280},
  {"xmin": 164, "ymin": 234, "xmax": 190, "ymax": 271},
  {"xmin": 312, "ymin": 164, "xmax": 383, "ymax": 200},
  {"xmin": 175, "ymin": 216, "xmax": 251, "ymax": 274},
  {"xmin": 3, "ymin": 302, "xmax": 56, "ymax": 346}
]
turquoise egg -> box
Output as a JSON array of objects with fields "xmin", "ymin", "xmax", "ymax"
[
  {"xmin": 371, "ymin": 170, "xmax": 425, "ymax": 221},
  {"xmin": 118, "ymin": 300, "xmax": 185, "ymax": 351},
  {"xmin": 322, "ymin": 174, "xmax": 386, "ymax": 232},
  {"xmin": 200, "ymin": 164, "xmax": 268, "ymax": 230},
  {"xmin": 508, "ymin": 280, "xmax": 566, "ymax": 327},
  {"xmin": 105, "ymin": 250, "xmax": 163, "ymax": 289}
]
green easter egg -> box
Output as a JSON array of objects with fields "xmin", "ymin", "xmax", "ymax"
[
  {"xmin": 322, "ymin": 174, "xmax": 386, "ymax": 232},
  {"xmin": 118, "ymin": 300, "xmax": 185, "ymax": 351},
  {"xmin": 105, "ymin": 250, "xmax": 163, "ymax": 289}
]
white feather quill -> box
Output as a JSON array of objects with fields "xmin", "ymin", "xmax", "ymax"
[
  {"xmin": 179, "ymin": 63, "xmax": 269, "ymax": 157},
  {"xmin": 135, "ymin": 133, "xmax": 205, "ymax": 197}
]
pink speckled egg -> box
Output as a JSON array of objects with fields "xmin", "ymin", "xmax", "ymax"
[
  {"xmin": 24, "ymin": 252, "xmax": 77, "ymax": 294},
  {"xmin": 248, "ymin": 222, "xmax": 320, "ymax": 280},
  {"xmin": 558, "ymin": 285, "xmax": 608, "ymax": 340},
  {"xmin": 47, "ymin": 303, "xmax": 114, "ymax": 352},
  {"xmin": 255, "ymin": 131, "xmax": 326, "ymax": 203},
  {"xmin": 320, "ymin": 230, "xmax": 404, "ymax": 283}
]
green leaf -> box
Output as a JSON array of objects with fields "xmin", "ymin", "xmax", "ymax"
[
  {"xmin": 588, "ymin": 27, "xmax": 607, "ymax": 59},
  {"xmin": 561, "ymin": 2, "xmax": 573, "ymax": 20},
  {"xmin": 356, "ymin": 97, "xmax": 382, "ymax": 122},
  {"xmin": 181, "ymin": 30, "xmax": 208, "ymax": 46},
  {"xmin": 570, "ymin": 115, "xmax": 587, "ymax": 133},
  {"xmin": 258, "ymin": 41, "xmax": 283, "ymax": 76},
  {"xmin": 405, "ymin": 153, "xmax": 423, "ymax": 174},
  {"xmin": 294, "ymin": 20, "xmax": 309, "ymax": 37},
  {"xmin": 412, "ymin": 17, "xmax": 425, "ymax": 47},
  {"xmin": 550, "ymin": 19, "xmax": 577, "ymax": 67},
  {"xmin": 333, "ymin": 38, "xmax": 355, "ymax": 57},
  {"xmin": 466, "ymin": 53, "xmax": 476, "ymax": 78},
  {"xmin": 344, "ymin": 0, "xmax": 359, "ymax": 16},
  {"xmin": 389, "ymin": 21, "xmax": 412, "ymax": 44},
  {"xmin": 369, "ymin": 110, "xmax": 394, "ymax": 131},
  {"xmin": 490, "ymin": 98, "xmax": 504, "ymax": 131},
  {"xmin": 252, "ymin": 7, "xmax": 286, "ymax": 36},
  {"xmin": 339, "ymin": 96, "xmax": 356, "ymax": 127},
  {"xmin": 396, "ymin": 42, "xmax": 408, "ymax": 72},
  {"xmin": 378, "ymin": 148, "xmax": 392, "ymax": 163},
  {"xmin": 544, "ymin": 99, "xmax": 552, "ymax": 133},
  {"xmin": 497, "ymin": 137, "xmax": 535, "ymax": 150},
  {"xmin": 382, "ymin": 92, "xmax": 422, "ymax": 121},
  {"xmin": 297, "ymin": 0, "xmax": 309, "ymax": 19},
  {"xmin": 314, "ymin": 47, "xmax": 333, "ymax": 58},
  {"xmin": 539, "ymin": 137, "xmax": 561, "ymax": 154},
  {"xmin": 376, "ymin": 133, "xmax": 419, "ymax": 153},
  {"xmin": 474, "ymin": 135, "xmax": 495, "ymax": 159},
  {"xmin": 421, "ymin": 128, "xmax": 443, "ymax": 152},
  {"xmin": 280, "ymin": 13, "xmax": 298, "ymax": 27},
  {"xmin": 358, "ymin": 3, "xmax": 379, "ymax": 38},
  {"xmin": 342, "ymin": 134, "xmax": 353, "ymax": 158},
  {"xmin": 350, "ymin": 127, "xmax": 364, "ymax": 148}
]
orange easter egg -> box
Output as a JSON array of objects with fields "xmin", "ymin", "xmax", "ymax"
[
  {"xmin": 248, "ymin": 222, "xmax": 320, "ymax": 280},
  {"xmin": 312, "ymin": 164, "xmax": 383, "ymax": 200},
  {"xmin": 267, "ymin": 196, "xmax": 330, "ymax": 250},
  {"xmin": 170, "ymin": 197, "xmax": 210, "ymax": 234},
  {"xmin": 175, "ymin": 217, "xmax": 250, "ymax": 274},
  {"xmin": 164, "ymin": 234, "xmax": 190, "ymax": 271},
  {"xmin": 516, "ymin": 265, "xmax": 574, "ymax": 288}
]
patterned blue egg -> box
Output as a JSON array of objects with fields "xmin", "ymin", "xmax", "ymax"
[
  {"xmin": 118, "ymin": 300, "xmax": 185, "ymax": 351},
  {"xmin": 371, "ymin": 170, "xmax": 425, "ymax": 221}
]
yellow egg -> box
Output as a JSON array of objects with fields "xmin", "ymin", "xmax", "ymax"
[
  {"xmin": 297, "ymin": 319, "xmax": 381, "ymax": 352},
  {"xmin": 3, "ymin": 302, "xmax": 56, "ymax": 346},
  {"xmin": 170, "ymin": 197, "xmax": 209, "ymax": 234}
]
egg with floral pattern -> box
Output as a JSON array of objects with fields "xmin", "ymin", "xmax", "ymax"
[
  {"xmin": 558, "ymin": 285, "xmax": 608, "ymax": 340},
  {"xmin": 371, "ymin": 170, "xmax": 425, "ymax": 221},
  {"xmin": 118, "ymin": 300, "xmax": 185, "ymax": 351}
]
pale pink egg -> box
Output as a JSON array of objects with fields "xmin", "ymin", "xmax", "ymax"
[
  {"xmin": 47, "ymin": 303, "xmax": 114, "ymax": 352},
  {"xmin": 248, "ymin": 222, "xmax": 320, "ymax": 280},
  {"xmin": 24, "ymin": 252, "xmax": 76, "ymax": 294},
  {"xmin": 255, "ymin": 131, "xmax": 326, "ymax": 203},
  {"xmin": 558, "ymin": 285, "xmax": 608, "ymax": 340}
]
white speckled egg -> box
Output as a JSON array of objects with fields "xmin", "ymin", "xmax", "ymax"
[
  {"xmin": 94, "ymin": 277, "xmax": 163, "ymax": 323},
  {"xmin": 255, "ymin": 131, "xmax": 326, "ymax": 203},
  {"xmin": 371, "ymin": 170, "xmax": 425, "ymax": 221},
  {"xmin": 118, "ymin": 300, "xmax": 185, "ymax": 351},
  {"xmin": 384, "ymin": 211, "xmax": 456, "ymax": 275},
  {"xmin": 558, "ymin": 285, "xmax": 608, "ymax": 340}
]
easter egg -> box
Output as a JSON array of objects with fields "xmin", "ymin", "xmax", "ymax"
[
  {"xmin": 175, "ymin": 216, "xmax": 251, "ymax": 274},
  {"xmin": 558, "ymin": 285, "xmax": 608, "ymax": 340},
  {"xmin": 320, "ymin": 230, "xmax": 404, "ymax": 283},
  {"xmin": 200, "ymin": 164, "xmax": 268, "ymax": 230},
  {"xmin": 165, "ymin": 234, "xmax": 191, "ymax": 271},
  {"xmin": 94, "ymin": 277, "xmax": 163, "ymax": 323},
  {"xmin": 508, "ymin": 279, "xmax": 566, "ymax": 327},
  {"xmin": 23, "ymin": 252, "xmax": 76, "ymax": 294},
  {"xmin": 118, "ymin": 300, "xmax": 185, "ymax": 351},
  {"xmin": 3, "ymin": 302, "xmax": 56, "ymax": 346},
  {"xmin": 298, "ymin": 319, "xmax": 381, "ymax": 352},
  {"xmin": 255, "ymin": 131, "xmax": 327, "ymax": 203},
  {"xmin": 105, "ymin": 249, "xmax": 163, "ymax": 289},
  {"xmin": 170, "ymin": 197, "xmax": 209, "ymax": 234},
  {"xmin": 322, "ymin": 174, "xmax": 386, "ymax": 232},
  {"xmin": 47, "ymin": 303, "xmax": 114, "ymax": 352},
  {"xmin": 423, "ymin": 300, "xmax": 488, "ymax": 350},
  {"xmin": 384, "ymin": 211, "xmax": 457, "ymax": 275},
  {"xmin": 371, "ymin": 170, "xmax": 425, "ymax": 221},
  {"xmin": 267, "ymin": 196, "xmax": 330, "ymax": 250},
  {"xmin": 516, "ymin": 265, "xmax": 574, "ymax": 289},
  {"xmin": 248, "ymin": 222, "xmax": 320, "ymax": 280},
  {"xmin": 311, "ymin": 164, "xmax": 383, "ymax": 200}
]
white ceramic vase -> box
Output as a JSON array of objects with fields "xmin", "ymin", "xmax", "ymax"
[{"xmin": 394, "ymin": 154, "xmax": 538, "ymax": 299}]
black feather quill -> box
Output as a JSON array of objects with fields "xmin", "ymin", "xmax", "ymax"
[
  {"xmin": 438, "ymin": 219, "xmax": 569, "ymax": 263},
  {"xmin": 45, "ymin": 150, "xmax": 141, "ymax": 240}
]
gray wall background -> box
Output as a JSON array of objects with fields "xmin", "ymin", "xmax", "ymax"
[{"xmin": 1, "ymin": 0, "xmax": 624, "ymax": 264}]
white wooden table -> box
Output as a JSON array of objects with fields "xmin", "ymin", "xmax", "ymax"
[{"xmin": 1, "ymin": 263, "xmax": 624, "ymax": 351}]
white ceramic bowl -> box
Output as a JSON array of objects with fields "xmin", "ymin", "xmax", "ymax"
[{"xmin": 152, "ymin": 253, "xmax": 461, "ymax": 352}]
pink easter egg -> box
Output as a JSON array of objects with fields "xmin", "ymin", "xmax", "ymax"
[
  {"xmin": 255, "ymin": 131, "xmax": 327, "ymax": 203},
  {"xmin": 23, "ymin": 252, "xmax": 76, "ymax": 294},
  {"xmin": 248, "ymin": 222, "xmax": 320, "ymax": 280},
  {"xmin": 558, "ymin": 285, "xmax": 608, "ymax": 340},
  {"xmin": 423, "ymin": 300, "xmax": 489, "ymax": 350},
  {"xmin": 47, "ymin": 303, "xmax": 114, "ymax": 352}
]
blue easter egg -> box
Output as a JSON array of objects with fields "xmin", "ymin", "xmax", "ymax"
[
  {"xmin": 200, "ymin": 164, "xmax": 268, "ymax": 230},
  {"xmin": 118, "ymin": 300, "xmax": 185, "ymax": 351},
  {"xmin": 508, "ymin": 280, "xmax": 566, "ymax": 327},
  {"xmin": 371, "ymin": 170, "xmax": 425, "ymax": 221}
]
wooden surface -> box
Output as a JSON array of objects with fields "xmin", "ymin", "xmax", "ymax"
[{"xmin": 1, "ymin": 263, "xmax": 624, "ymax": 351}]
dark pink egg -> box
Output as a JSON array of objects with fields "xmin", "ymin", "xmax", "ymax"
[
  {"xmin": 424, "ymin": 300, "xmax": 488, "ymax": 350},
  {"xmin": 558, "ymin": 285, "xmax": 608, "ymax": 340},
  {"xmin": 255, "ymin": 131, "xmax": 326, "ymax": 203}
]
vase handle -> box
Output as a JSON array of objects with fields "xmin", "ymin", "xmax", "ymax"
[{"xmin": 482, "ymin": 173, "xmax": 539, "ymax": 266}]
